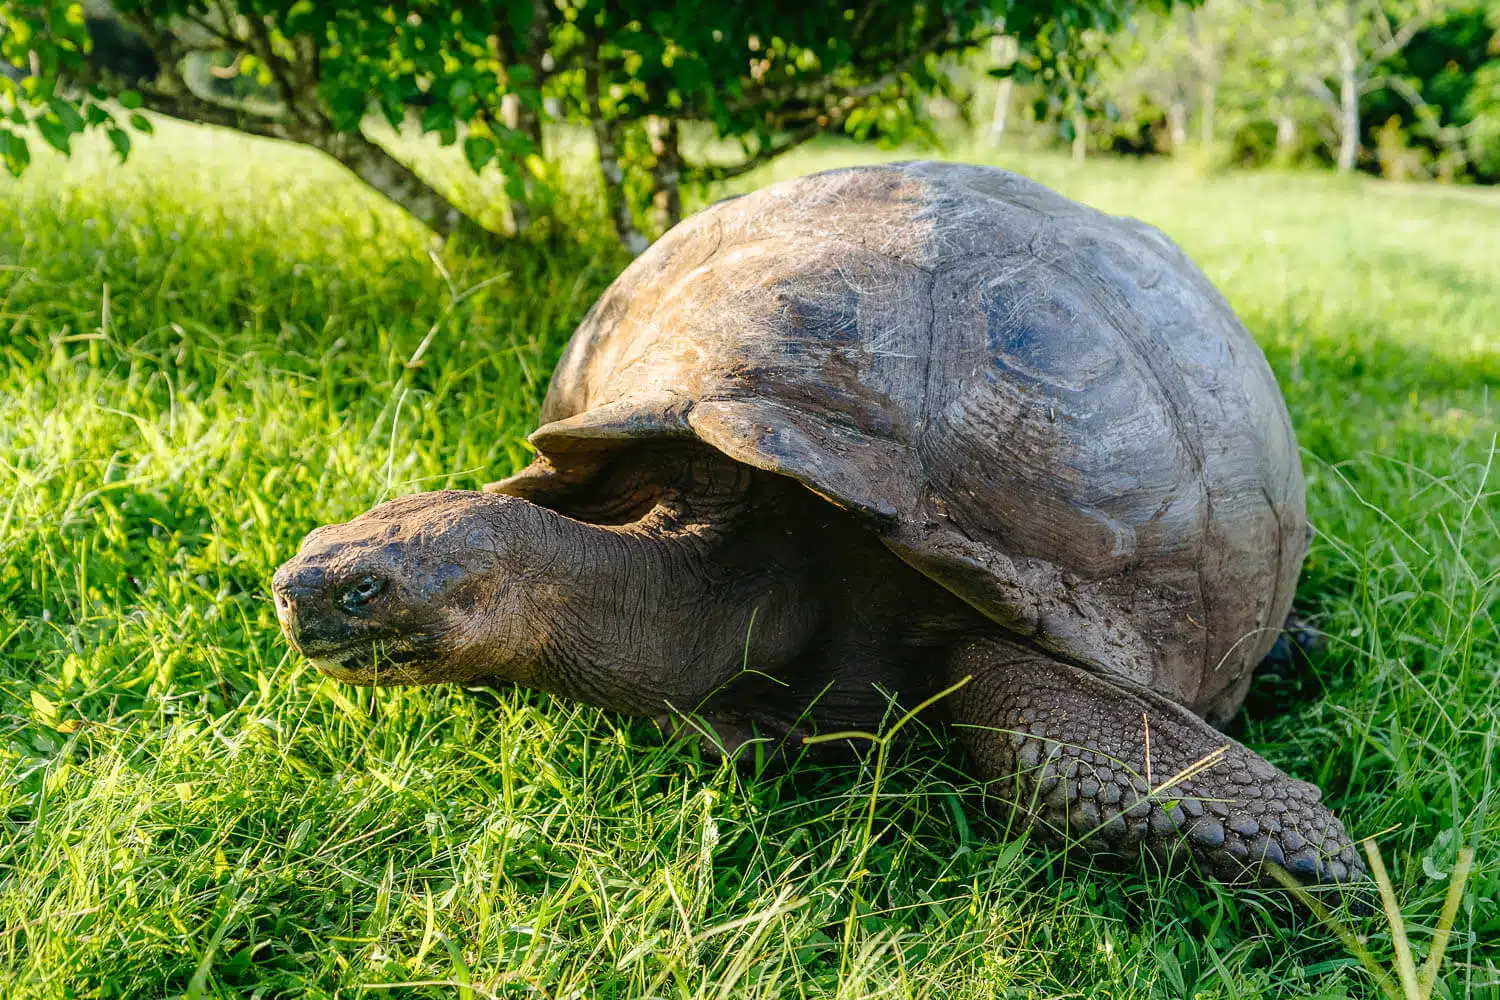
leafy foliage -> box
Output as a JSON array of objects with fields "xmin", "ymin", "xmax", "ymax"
[
  {"xmin": 0, "ymin": 2, "xmax": 133, "ymax": 174},
  {"xmin": 0, "ymin": 0, "xmax": 1160, "ymax": 247}
]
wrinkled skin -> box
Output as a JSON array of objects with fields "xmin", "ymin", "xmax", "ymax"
[
  {"xmin": 275, "ymin": 447, "xmax": 1366, "ymax": 896},
  {"xmin": 275, "ymin": 449, "xmax": 976, "ymax": 729}
]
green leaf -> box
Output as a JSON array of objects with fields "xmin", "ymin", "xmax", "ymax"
[
  {"xmin": 328, "ymin": 89, "xmax": 368, "ymax": 132},
  {"xmin": 284, "ymin": 0, "xmax": 318, "ymax": 32},
  {"xmin": 129, "ymin": 113, "xmax": 153, "ymax": 135},
  {"xmin": 420, "ymin": 101, "xmax": 455, "ymax": 133},
  {"xmin": 6, "ymin": 19, "xmax": 33, "ymax": 48},
  {"xmin": 35, "ymin": 117, "xmax": 71, "ymax": 154},
  {"xmin": 106, "ymin": 125, "xmax": 131, "ymax": 162},
  {"xmin": 462, "ymin": 134, "xmax": 495, "ymax": 172},
  {"xmin": 30, "ymin": 689, "xmax": 58, "ymax": 723},
  {"xmin": 503, "ymin": 170, "xmax": 526, "ymax": 202},
  {"xmin": 496, "ymin": 127, "xmax": 533, "ymax": 158},
  {"xmin": 47, "ymin": 98, "xmax": 83, "ymax": 132},
  {"xmin": 119, "ymin": 89, "xmax": 143, "ymax": 110}
]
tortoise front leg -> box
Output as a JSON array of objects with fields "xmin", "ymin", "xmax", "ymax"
[{"xmin": 946, "ymin": 637, "xmax": 1366, "ymax": 891}]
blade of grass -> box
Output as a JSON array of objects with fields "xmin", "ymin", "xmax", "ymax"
[
  {"xmin": 1264, "ymin": 864, "xmax": 1402, "ymax": 1000},
  {"xmin": 1364, "ymin": 840, "xmax": 1420, "ymax": 1000},
  {"xmin": 1417, "ymin": 846, "xmax": 1474, "ymax": 1000}
]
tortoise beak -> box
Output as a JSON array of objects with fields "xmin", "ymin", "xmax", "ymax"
[
  {"xmin": 271, "ymin": 561, "xmax": 312, "ymax": 652},
  {"xmin": 271, "ymin": 560, "xmax": 351, "ymax": 656}
]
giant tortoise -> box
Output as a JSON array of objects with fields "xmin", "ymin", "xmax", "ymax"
[{"xmin": 272, "ymin": 161, "xmax": 1363, "ymax": 889}]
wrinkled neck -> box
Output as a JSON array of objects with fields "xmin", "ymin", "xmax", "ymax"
[
  {"xmin": 470, "ymin": 475, "xmax": 824, "ymax": 720},
  {"xmin": 488, "ymin": 497, "xmax": 719, "ymax": 712},
  {"xmin": 532, "ymin": 500, "xmax": 698, "ymax": 596}
]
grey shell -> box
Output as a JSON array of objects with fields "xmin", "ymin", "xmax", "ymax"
[{"xmin": 491, "ymin": 161, "xmax": 1308, "ymax": 722}]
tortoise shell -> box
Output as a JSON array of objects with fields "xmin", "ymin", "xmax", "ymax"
[{"xmin": 489, "ymin": 161, "xmax": 1307, "ymax": 724}]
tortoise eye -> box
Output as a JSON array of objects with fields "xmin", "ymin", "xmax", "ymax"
[{"xmin": 339, "ymin": 574, "xmax": 386, "ymax": 613}]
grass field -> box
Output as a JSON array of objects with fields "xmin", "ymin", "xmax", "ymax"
[{"xmin": 1, "ymin": 123, "xmax": 1497, "ymax": 999}]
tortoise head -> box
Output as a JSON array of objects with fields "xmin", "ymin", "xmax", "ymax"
[{"xmin": 271, "ymin": 491, "xmax": 537, "ymax": 686}]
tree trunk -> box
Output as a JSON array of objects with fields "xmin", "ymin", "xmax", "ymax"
[
  {"xmin": 989, "ymin": 78, "xmax": 1014, "ymax": 146},
  {"xmin": 1070, "ymin": 87, "xmax": 1087, "ymax": 163},
  {"xmin": 647, "ymin": 115, "xmax": 682, "ymax": 237},
  {"xmin": 1167, "ymin": 101, "xmax": 1188, "ymax": 151},
  {"xmin": 491, "ymin": 0, "xmax": 551, "ymax": 235},
  {"xmin": 592, "ymin": 116, "xmax": 645, "ymax": 254},
  {"xmin": 1275, "ymin": 113, "xmax": 1298, "ymax": 160},
  {"xmin": 1186, "ymin": 9, "xmax": 1219, "ymax": 153},
  {"xmin": 1198, "ymin": 78, "xmax": 1217, "ymax": 150},
  {"xmin": 500, "ymin": 92, "xmax": 542, "ymax": 235},
  {"xmin": 315, "ymin": 130, "xmax": 477, "ymax": 242},
  {"xmin": 1336, "ymin": 35, "xmax": 1360, "ymax": 172},
  {"xmin": 987, "ymin": 35, "xmax": 1018, "ymax": 147},
  {"xmin": 135, "ymin": 88, "xmax": 503, "ymax": 247},
  {"xmin": 585, "ymin": 64, "xmax": 647, "ymax": 255}
]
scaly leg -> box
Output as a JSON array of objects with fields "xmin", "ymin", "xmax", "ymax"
[{"xmin": 946, "ymin": 637, "xmax": 1365, "ymax": 890}]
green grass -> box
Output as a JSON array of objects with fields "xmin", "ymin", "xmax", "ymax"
[{"xmin": 1, "ymin": 123, "xmax": 1497, "ymax": 999}]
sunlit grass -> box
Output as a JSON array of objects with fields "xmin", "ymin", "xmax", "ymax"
[
  {"xmin": 1270, "ymin": 840, "xmax": 1478, "ymax": 1000},
  {"xmin": 0, "ymin": 122, "xmax": 1496, "ymax": 998}
]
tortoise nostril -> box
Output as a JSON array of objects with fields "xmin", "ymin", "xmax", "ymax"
[{"xmin": 273, "ymin": 565, "xmax": 322, "ymax": 604}]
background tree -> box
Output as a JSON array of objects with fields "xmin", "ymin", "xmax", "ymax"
[
  {"xmin": 1003, "ymin": 14, "xmax": 1115, "ymax": 161},
  {"xmin": 1089, "ymin": 4, "xmax": 1202, "ymax": 155},
  {"xmin": 0, "ymin": 0, "xmax": 1157, "ymax": 252},
  {"xmin": 1289, "ymin": 0, "xmax": 1457, "ymax": 172},
  {"xmin": 1017, "ymin": 0, "xmax": 1495, "ymax": 181},
  {"xmin": 1360, "ymin": 3, "xmax": 1500, "ymax": 181}
]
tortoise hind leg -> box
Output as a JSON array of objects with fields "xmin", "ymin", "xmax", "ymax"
[
  {"xmin": 945, "ymin": 637, "xmax": 1366, "ymax": 891},
  {"xmin": 1254, "ymin": 609, "xmax": 1327, "ymax": 684}
]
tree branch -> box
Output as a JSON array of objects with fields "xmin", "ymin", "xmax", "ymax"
[
  {"xmin": 244, "ymin": 12, "xmax": 307, "ymax": 124},
  {"xmin": 701, "ymin": 122, "xmax": 823, "ymax": 182},
  {"xmin": 183, "ymin": 11, "xmax": 238, "ymax": 49},
  {"xmin": 849, "ymin": 24, "xmax": 978, "ymax": 98},
  {"xmin": 728, "ymin": 21, "xmax": 989, "ymax": 115},
  {"xmin": 701, "ymin": 18, "xmax": 990, "ymax": 184},
  {"xmin": 138, "ymin": 84, "xmax": 501, "ymax": 244},
  {"xmin": 1374, "ymin": 73, "xmax": 1476, "ymax": 153},
  {"xmin": 1300, "ymin": 74, "xmax": 1340, "ymax": 112},
  {"xmin": 1366, "ymin": 8, "xmax": 1434, "ymax": 67},
  {"xmin": 118, "ymin": 10, "xmax": 194, "ymax": 93},
  {"xmin": 136, "ymin": 86, "xmax": 296, "ymax": 141},
  {"xmin": 850, "ymin": 0, "xmax": 883, "ymax": 42}
]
